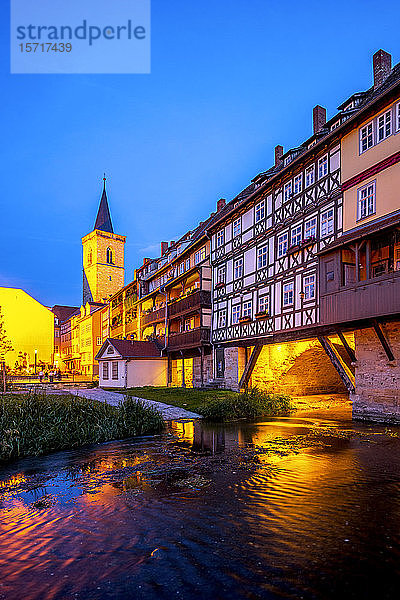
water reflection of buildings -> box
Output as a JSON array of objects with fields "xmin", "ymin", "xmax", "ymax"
[{"xmin": 170, "ymin": 420, "xmax": 243, "ymax": 454}]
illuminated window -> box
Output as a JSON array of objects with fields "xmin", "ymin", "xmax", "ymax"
[
  {"xmin": 112, "ymin": 361, "xmax": 118, "ymax": 380},
  {"xmin": 277, "ymin": 232, "xmax": 288, "ymax": 258},
  {"xmin": 377, "ymin": 110, "xmax": 392, "ymax": 142},
  {"xmin": 258, "ymin": 295, "xmax": 269, "ymax": 313},
  {"xmin": 304, "ymin": 274, "xmax": 316, "ymax": 300},
  {"xmin": 194, "ymin": 246, "xmax": 206, "ymax": 264},
  {"xmin": 233, "ymin": 218, "xmax": 241, "ymax": 237},
  {"xmin": 232, "ymin": 304, "xmax": 240, "ymax": 324},
  {"xmin": 358, "ymin": 181, "xmax": 376, "ymax": 220},
  {"xmin": 318, "ymin": 155, "xmax": 328, "ymax": 179},
  {"xmin": 283, "ymin": 282, "xmax": 294, "ymax": 306},
  {"xmin": 96, "ymin": 337, "xmax": 102, "ymax": 345},
  {"xmin": 106, "ymin": 247, "xmax": 113, "ymax": 264},
  {"xmin": 234, "ymin": 257, "xmax": 243, "ymax": 279},
  {"xmin": 321, "ymin": 208, "xmax": 334, "ymax": 237},
  {"xmin": 360, "ymin": 122, "xmax": 374, "ymax": 153},
  {"xmin": 255, "ymin": 200, "xmax": 265, "ymax": 223},
  {"xmin": 304, "ymin": 217, "xmax": 317, "ymax": 239},
  {"xmin": 216, "ymin": 230, "xmax": 224, "ymax": 247},
  {"xmin": 257, "ymin": 244, "xmax": 268, "ymax": 268},
  {"xmin": 242, "ymin": 300, "xmax": 252, "ymax": 318},
  {"xmin": 102, "ymin": 362, "xmax": 109, "ymax": 380},
  {"xmin": 305, "ymin": 165, "xmax": 315, "ymax": 187}
]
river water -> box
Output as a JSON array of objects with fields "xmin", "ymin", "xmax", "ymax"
[{"xmin": 1, "ymin": 397, "xmax": 400, "ymax": 600}]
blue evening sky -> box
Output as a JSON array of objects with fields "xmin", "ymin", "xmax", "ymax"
[{"xmin": 0, "ymin": 0, "xmax": 399, "ymax": 307}]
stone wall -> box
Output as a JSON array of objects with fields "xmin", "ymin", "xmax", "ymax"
[
  {"xmin": 352, "ymin": 322, "xmax": 400, "ymax": 423},
  {"xmin": 250, "ymin": 339, "xmax": 346, "ymax": 395},
  {"xmin": 192, "ymin": 354, "xmax": 213, "ymax": 387}
]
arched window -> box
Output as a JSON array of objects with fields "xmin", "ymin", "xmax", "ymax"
[
  {"xmin": 106, "ymin": 247, "xmax": 113, "ymax": 264},
  {"xmin": 87, "ymin": 250, "xmax": 92, "ymax": 266}
]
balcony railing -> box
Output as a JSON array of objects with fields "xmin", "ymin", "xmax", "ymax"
[
  {"xmin": 167, "ymin": 326, "xmax": 211, "ymax": 349},
  {"xmin": 169, "ymin": 290, "xmax": 211, "ymax": 318},
  {"xmin": 141, "ymin": 306, "xmax": 166, "ymax": 327}
]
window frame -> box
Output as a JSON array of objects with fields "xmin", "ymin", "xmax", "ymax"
[
  {"xmin": 112, "ymin": 361, "xmax": 118, "ymax": 380},
  {"xmin": 283, "ymin": 282, "xmax": 294, "ymax": 307},
  {"xmin": 277, "ymin": 232, "xmax": 288, "ymax": 258},
  {"xmin": 318, "ymin": 155, "xmax": 328, "ymax": 179},
  {"xmin": 217, "ymin": 309, "xmax": 226, "ymax": 329},
  {"xmin": 217, "ymin": 266, "xmax": 226, "ymax": 284},
  {"xmin": 359, "ymin": 121, "xmax": 374, "ymax": 153},
  {"xmin": 242, "ymin": 300, "xmax": 252, "ymax": 318},
  {"xmin": 321, "ymin": 208, "xmax": 334, "ymax": 238},
  {"xmin": 305, "ymin": 165, "xmax": 315, "ymax": 188},
  {"xmin": 255, "ymin": 200, "xmax": 265, "ymax": 223},
  {"xmin": 303, "ymin": 274, "xmax": 316, "ymax": 301},
  {"xmin": 284, "ymin": 181, "xmax": 293, "ymax": 202},
  {"xmin": 396, "ymin": 102, "xmax": 400, "ymax": 132},
  {"xmin": 102, "ymin": 362, "xmax": 109, "ymax": 380},
  {"xmin": 258, "ymin": 295, "xmax": 269, "ymax": 314},
  {"xmin": 194, "ymin": 246, "xmax": 206, "ymax": 265},
  {"xmin": 234, "ymin": 257, "xmax": 243, "ymax": 279},
  {"xmin": 377, "ymin": 109, "xmax": 392, "ymax": 143},
  {"xmin": 233, "ymin": 217, "xmax": 241, "ymax": 238},
  {"xmin": 216, "ymin": 229, "xmax": 225, "ymax": 248},
  {"xmin": 257, "ymin": 244, "xmax": 268, "ymax": 269},
  {"xmin": 357, "ymin": 180, "xmax": 376, "ymax": 221},
  {"xmin": 232, "ymin": 304, "xmax": 241, "ymax": 324},
  {"xmin": 291, "ymin": 225, "xmax": 302, "ymax": 247},
  {"xmin": 294, "ymin": 174, "xmax": 302, "ymax": 195},
  {"xmin": 304, "ymin": 216, "xmax": 317, "ymax": 240}
]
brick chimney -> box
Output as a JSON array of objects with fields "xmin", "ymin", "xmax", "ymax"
[
  {"xmin": 217, "ymin": 198, "xmax": 226, "ymax": 212},
  {"xmin": 313, "ymin": 105, "xmax": 326, "ymax": 134},
  {"xmin": 373, "ymin": 49, "xmax": 392, "ymax": 89},
  {"xmin": 274, "ymin": 145, "xmax": 283, "ymax": 167},
  {"xmin": 169, "ymin": 240, "xmax": 175, "ymax": 247},
  {"xmin": 160, "ymin": 241, "xmax": 168, "ymax": 256},
  {"xmin": 143, "ymin": 257, "xmax": 150, "ymax": 266}
]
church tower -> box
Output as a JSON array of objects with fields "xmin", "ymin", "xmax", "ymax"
[{"xmin": 82, "ymin": 177, "xmax": 126, "ymax": 304}]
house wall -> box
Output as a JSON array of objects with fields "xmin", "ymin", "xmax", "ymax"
[
  {"xmin": 127, "ymin": 359, "xmax": 168, "ymax": 387},
  {"xmin": 341, "ymin": 95, "xmax": 400, "ymax": 231},
  {"xmin": 352, "ymin": 321, "xmax": 400, "ymax": 423},
  {"xmin": 0, "ymin": 287, "xmax": 54, "ymax": 370}
]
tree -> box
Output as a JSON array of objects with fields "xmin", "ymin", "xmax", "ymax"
[{"xmin": 0, "ymin": 307, "xmax": 13, "ymax": 360}]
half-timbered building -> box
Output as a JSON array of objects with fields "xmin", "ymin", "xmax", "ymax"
[{"xmin": 208, "ymin": 49, "xmax": 400, "ymax": 398}]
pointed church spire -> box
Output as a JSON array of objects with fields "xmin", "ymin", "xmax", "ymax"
[{"xmin": 94, "ymin": 175, "xmax": 114, "ymax": 233}]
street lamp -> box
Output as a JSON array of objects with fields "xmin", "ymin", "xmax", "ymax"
[{"xmin": 34, "ymin": 349, "xmax": 38, "ymax": 376}]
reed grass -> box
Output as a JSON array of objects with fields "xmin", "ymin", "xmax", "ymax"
[
  {"xmin": 0, "ymin": 391, "xmax": 164, "ymax": 462},
  {"xmin": 199, "ymin": 387, "xmax": 294, "ymax": 421}
]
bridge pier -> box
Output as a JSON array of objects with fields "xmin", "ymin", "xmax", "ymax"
[{"xmin": 352, "ymin": 321, "xmax": 400, "ymax": 424}]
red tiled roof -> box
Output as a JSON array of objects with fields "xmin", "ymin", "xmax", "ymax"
[{"xmin": 95, "ymin": 338, "xmax": 163, "ymax": 360}]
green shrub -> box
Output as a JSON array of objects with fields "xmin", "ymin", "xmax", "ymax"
[
  {"xmin": 199, "ymin": 387, "xmax": 294, "ymax": 422},
  {"xmin": 0, "ymin": 391, "xmax": 164, "ymax": 463}
]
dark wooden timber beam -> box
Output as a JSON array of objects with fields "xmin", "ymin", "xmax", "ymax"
[
  {"xmin": 372, "ymin": 319, "xmax": 395, "ymax": 361},
  {"xmin": 336, "ymin": 329, "xmax": 357, "ymax": 363},
  {"xmin": 318, "ymin": 336, "xmax": 355, "ymax": 393},
  {"xmin": 239, "ymin": 344, "xmax": 262, "ymax": 390}
]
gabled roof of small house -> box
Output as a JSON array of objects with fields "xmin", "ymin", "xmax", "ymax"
[{"xmin": 95, "ymin": 338, "xmax": 163, "ymax": 360}]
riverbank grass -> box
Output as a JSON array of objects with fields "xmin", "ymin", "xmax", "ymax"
[
  {"xmin": 122, "ymin": 386, "xmax": 294, "ymax": 422},
  {"xmin": 0, "ymin": 392, "xmax": 164, "ymax": 463}
]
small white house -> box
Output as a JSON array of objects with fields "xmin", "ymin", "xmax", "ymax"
[{"xmin": 95, "ymin": 338, "xmax": 168, "ymax": 388}]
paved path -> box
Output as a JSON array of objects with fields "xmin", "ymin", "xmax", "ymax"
[{"xmin": 66, "ymin": 388, "xmax": 201, "ymax": 421}]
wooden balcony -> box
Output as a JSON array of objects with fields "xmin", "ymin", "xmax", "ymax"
[
  {"xmin": 141, "ymin": 306, "xmax": 166, "ymax": 327},
  {"xmin": 167, "ymin": 327, "xmax": 211, "ymax": 349},
  {"xmin": 168, "ymin": 290, "xmax": 211, "ymax": 318},
  {"xmin": 320, "ymin": 271, "xmax": 400, "ymax": 325}
]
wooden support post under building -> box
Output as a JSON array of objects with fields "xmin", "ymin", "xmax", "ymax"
[
  {"xmin": 238, "ymin": 344, "xmax": 262, "ymax": 390},
  {"xmin": 372, "ymin": 319, "xmax": 395, "ymax": 362},
  {"xmin": 181, "ymin": 353, "xmax": 186, "ymax": 388},
  {"xmin": 318, "ymin": 336, "xmax": 355, "ymax": 393},
  {"xmin": 336, "ymin": 329, "xmax": 357, "ymax": 363}
]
